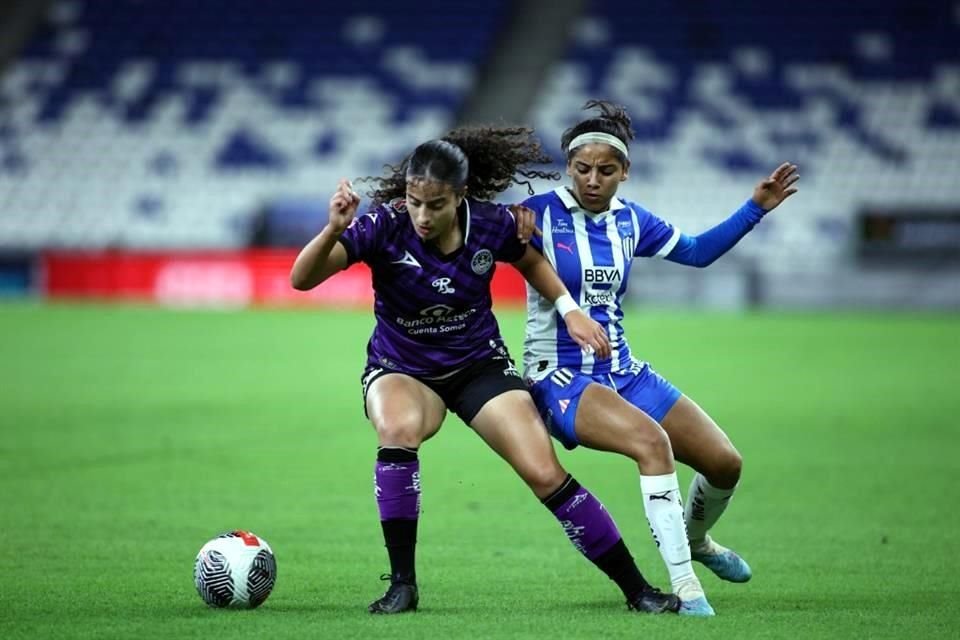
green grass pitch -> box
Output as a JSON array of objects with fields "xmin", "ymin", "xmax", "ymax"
[{"xmin": 1, "ymin": 301, "xmax": 958, "ymax": 639}]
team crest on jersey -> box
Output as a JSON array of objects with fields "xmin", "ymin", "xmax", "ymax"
[
  {"xmin": 387, "ymin": 197, "xmax": 408, "ymax": 214},
  {"xmin": 622, "ymin": 234, "xmax": 636, "ymax": 258},
  {"xmin": 471, "ymin": 249, "xmax": 494, "ymax": 275}
]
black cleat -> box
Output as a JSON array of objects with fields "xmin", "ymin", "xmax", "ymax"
[
  {"xmin": 368, "ymin": 574, "xmax": 419, "ymax": 614},
  {"xmin": 627, "ymin": 587, "xmax": 681, "ymax": 614}
]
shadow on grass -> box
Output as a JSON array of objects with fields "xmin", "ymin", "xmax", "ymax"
[{"xmin": 169, "ymin": 597, "xmax": 631, "ymax": 619}]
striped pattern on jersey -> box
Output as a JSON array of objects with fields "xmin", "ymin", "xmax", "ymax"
[
  {"xmin": 338, "ymin": 197, "xmax": 525, "ymax": 376},
  {"xmin": 522, "ymin": 187, "xmax": 681, "ymax": 380}
]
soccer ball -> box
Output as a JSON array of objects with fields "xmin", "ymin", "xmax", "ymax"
[{"xmin": 194, "ymin": 530, "xmax": 277, "ymax": 609}]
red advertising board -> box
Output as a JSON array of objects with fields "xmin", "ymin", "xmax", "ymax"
[{"xmin": 40, "ymin": 250, "xmax": 527, "ymax": 307}]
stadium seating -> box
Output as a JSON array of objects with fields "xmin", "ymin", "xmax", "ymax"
[
  {"xmin": 526, "ymin": 0, "xmax": 960, "ymax": 267},
  {"xmin": 1, "ymin": 0, "xmax": 958, "ymax": 265},
  {"xmin": 0, "ymin": 0, "xmax": 507, "ymax": 249}
]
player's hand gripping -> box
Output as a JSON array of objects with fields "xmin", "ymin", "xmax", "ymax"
[
  {"xmin": 508, "ymin": 204, "xmax": 542, "ymax": 244},
  {"xmin": 564, "ymin": 310, "xmax": 611, "ymax": 359},
  {"xmin": 328, "ymin": 178, "xmax": 362, "ymax": 234},
  {"xmin": 751, "ymin": 162, "xmax": 799, "ymax": 211}
]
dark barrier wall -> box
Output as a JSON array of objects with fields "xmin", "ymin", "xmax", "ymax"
[{"xmin": 0, "ymin": 253, "xmax": 34, "ymax": 297}]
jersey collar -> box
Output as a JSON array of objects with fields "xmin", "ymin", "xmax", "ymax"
[
  {"xmin": 554, "ymin": 187, "xmax": 626, "ymax": 222},
  {"xmin": 462, "ymin": 197, "xmax": 471, "ymax": 245}
]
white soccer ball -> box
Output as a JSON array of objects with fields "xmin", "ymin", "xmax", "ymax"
[{"xmin": 194, "ymin": 530, "xmax": 277, "ymax": 609}]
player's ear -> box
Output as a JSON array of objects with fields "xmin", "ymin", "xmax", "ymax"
[
  {"xmin": 620, "ymin": 160, "xmax": 630, "ymax": 183},
  {"xmin": 455, "ymin": 187, "xmax": 466, "ymax": 207},
  {"xmin": 565, "ymin": 160, "xmax": 574, "ymax": 178}
]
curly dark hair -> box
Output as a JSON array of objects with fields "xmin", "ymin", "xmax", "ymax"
[
  {"xmin": 360, "ymin": 125, "xmax": 560, "ymax": 205},
  {"xmin": 560, "ymin": 99, "xmax": 635, "ymax": 165}
]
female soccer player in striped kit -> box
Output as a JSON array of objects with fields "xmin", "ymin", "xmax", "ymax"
[
  {"xmin": 520, "ymin": 101, "xmax": 799, "ymax": 616},
  {"xmin": 291, "ymin": 125, "xmax": 682, "ymax": 615}
]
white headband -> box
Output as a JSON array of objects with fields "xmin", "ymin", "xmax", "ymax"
[{"xmin": 568, "ymin": 132, "xmax": 629, "ymax": 158}]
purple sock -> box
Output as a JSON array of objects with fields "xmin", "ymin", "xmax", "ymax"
[
  {"xmin": 374, "ymin": 448, "xmax": 420, "ymax": 582},
  {"xmin": 375, "ymin": 459, "xmax": 421, "ymax": 521},
  {"xmin": 545, "ymin": 476, "xmax": 621, "ymax": 561}
]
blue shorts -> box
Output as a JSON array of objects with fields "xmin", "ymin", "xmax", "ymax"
[{"xmin": 528, "ymin": 362, "xmax": 682, "ymax": 450}]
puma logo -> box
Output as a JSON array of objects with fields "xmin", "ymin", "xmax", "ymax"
[
  {"xmin": 556, "ymin": 241, "xmax": 574, "ymax": 254},
  {"xmin": 648, "ymin": 491, "xmax": 672, "ymax": 502}
]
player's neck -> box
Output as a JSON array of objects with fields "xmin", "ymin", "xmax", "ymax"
[
  {"xmin": 426, "ymin": 202, "xmax": 465, "ymax": 255},
  {"xmin": 567, "ymin": 187, "xmax": 611, "ymax": 215},
  {"xmin": 430, "ymin": 220, "xmax": 463, "ymax": 255}
]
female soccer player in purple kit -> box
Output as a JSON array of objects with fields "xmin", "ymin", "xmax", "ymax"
[
  {"xmin": 520, "ymin": 101, "xmax": 800, "ymax": 616},
  {"xmin": 291, "ymin": 125, "xmax": 681, "ymax": 615}
]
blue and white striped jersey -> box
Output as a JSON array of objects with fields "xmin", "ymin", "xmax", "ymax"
[{"xmin": 522, "ymin": 187, "xmax": 682, "ymax": 380}]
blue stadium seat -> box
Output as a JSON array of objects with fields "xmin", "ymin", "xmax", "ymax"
[
  {"xmin": 524, "ymin": 0, "xmax": 960, "ymax": 265},
  {"xmin": 0, "ymin": 0, "xmax": 507, "ymax": 249}
]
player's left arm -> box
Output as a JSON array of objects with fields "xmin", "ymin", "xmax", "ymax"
[
  {"xmin": 666, "ymin": 162, "xmax": 800, "ymax": 268},
  {"xmin": 511, "ymin": 244, "xmax": 611, "ymax": 359}
]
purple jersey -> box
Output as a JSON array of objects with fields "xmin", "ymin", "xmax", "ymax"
[{"xmin": 338, "ymin": 196, "xmax": 526, "ymax": 376}]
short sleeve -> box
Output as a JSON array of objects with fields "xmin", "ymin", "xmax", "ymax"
[
  {"xmin": 521, "ymin": 196, "xmax": 545, "ymax": 254},
  {"xmin": 632, "ymin": 204, "xmax": 682, "ymax": 258},
  {"xmin": 495, "ymin": 204, "xmax": 527, "ymax": 263},
  {"xmin": 337, "ymin": 204, "xmax": 392, "ymax": 265}
]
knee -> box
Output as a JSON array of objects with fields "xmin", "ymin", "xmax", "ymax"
[
  {"xmin": 524, "ymin": 463, "xmax": 569, "ymax": 498},
  {"xmin": 706, "ymin": 447, "xmax": 742, "ymax": 489},
  {"xmin": 373, "ymin": 410, "xmax": 426, "ymax": 448},
  {"xmin": 626, "ymin": 422, "xmax": 674, "ymax": 469}
]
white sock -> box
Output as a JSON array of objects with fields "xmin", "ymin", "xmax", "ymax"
[
  {"xmin": 640, "ymin": 473, "xmax": 697, "ymax": 589},
  {"xmin": 685, "ymin": 473, "xmax": 736, "ymax": 549}
]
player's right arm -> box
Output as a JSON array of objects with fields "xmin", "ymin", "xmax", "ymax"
[{"xmin": 290, "ymin": 178, "xmax": 361, "ymax": 290}]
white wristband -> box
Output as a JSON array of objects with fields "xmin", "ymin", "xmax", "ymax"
[{"xmin": 554, "ymin": 293, "xmax": 580, "ymax": 318}]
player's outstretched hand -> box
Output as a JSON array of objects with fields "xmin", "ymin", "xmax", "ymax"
[
  {"xmin": 509, "ymin": 204, "xmax": 542, "ymax": 244},
  {"xmin": 564, "ymin": 310, "xmax": 611, "ymax": 359},
  {"xmin": 328, "ymin": 178, "xmax": 361, "ymax": 233},
  {"xmin": 751, "ymin": 162, "xmax": 799, "ymax": 212}
]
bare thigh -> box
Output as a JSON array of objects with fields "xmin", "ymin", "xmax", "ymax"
[
  {"xmin": 468, "ymin": 390, "xmax": 567, "ymax": 499},
  {"xmin": 365, "ymin": 373, "xmax": 446, "ymax": 448},
  {"xmin": 660, "ymin": 395, "xmax": 742, "ymax": 489},
  {"xmin": 574, "ymin": 382, "xmax": 675, "ymax": 476}
]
